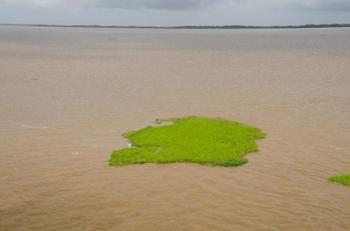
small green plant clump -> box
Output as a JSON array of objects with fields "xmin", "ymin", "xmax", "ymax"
[
  {"xmin": 108, "ymin": 117, "xmax": 266, "ymax": 167},
  {"xmin": 328, "ymin": 174, "xmax": 350, "ymax": 186}
]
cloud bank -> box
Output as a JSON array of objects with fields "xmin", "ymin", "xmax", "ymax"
[
  {"xmin": 300, "ymin": 0, "xmax": 350, "ymax": 11},
  {"xmin": 94, "ymin": 0, "xmax": 219, "ymax": 10},
  {"xmin": 2, "ymin": 0, "xmax": 350, "ymax": 11},
  {"xmin": 2, "ymin": 0, "xmax": 222, "ymax": 9}
]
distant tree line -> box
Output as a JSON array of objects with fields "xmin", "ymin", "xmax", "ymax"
[
  {"xmin": 173, "ymin": 24, "xmax": 350, "ymax": 29},
  {"xmin": 1, "ymin": 23, "xmax": 350, "ymax": 29}
]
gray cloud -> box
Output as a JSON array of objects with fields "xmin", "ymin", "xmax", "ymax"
[
  {"xmin": 1, "ymin": 0, "xmax": 242, "ymax": 11},
  {"xmin": 306, "ymin": 0, "xmax": 350, "ymax": 11},
  {"xmin": 92, "ymin": 0, "xmax": 350, "ymax": 11},
  {"xmin": 1, "ymin": 0, "xmax": 350, "ymax": 26},
  {"xmin": 93, "ymin": 0, "xmax": 224, "ymax": 10},
  {"xmin": 2, "ymin": 0, "xmax": 350, "ymax": 11},
  {"xmin": 278, "ymin": 0, "xmax": 350, "ymax": 12}
]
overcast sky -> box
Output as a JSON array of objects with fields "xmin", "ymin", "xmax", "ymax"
[{"xmin": 0, "ymin": 0, "xmax": 350, "ymax": 26}]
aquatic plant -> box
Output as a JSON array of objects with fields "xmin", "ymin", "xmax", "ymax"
[
  {"xmin": 108, "ymin": 117, "xmax": 265, "ymax": 167},
  {"xmin": 328, "ymin": 174, "xmax": 350, "ymax": 186}
]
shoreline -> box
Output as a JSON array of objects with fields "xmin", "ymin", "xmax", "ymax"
[{"xmin": 1, "ymin": 23, "xmax": 350, "ymax": 30}]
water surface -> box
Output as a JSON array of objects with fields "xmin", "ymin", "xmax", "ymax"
[{"xmin": 0, "ymin": 26, "xmax": 350, "ymax": 230}]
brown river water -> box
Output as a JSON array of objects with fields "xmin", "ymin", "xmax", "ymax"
[{"xmin": 0, "ymin": 26, "xmax": 349, "ymax": 231}]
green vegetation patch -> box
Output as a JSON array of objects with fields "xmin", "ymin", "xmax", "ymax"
[
  {"xmin": 109, "ymin": 117, "xmax": 266, "ymax": 167},
  {"xmin": 328, "ymin": 174, "xmax": 350, "ymax": 186}
]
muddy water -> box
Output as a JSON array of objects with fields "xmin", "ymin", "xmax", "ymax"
[{"xmin": 0, "ymin": 26, "xmax": 349, "ymax": 230}]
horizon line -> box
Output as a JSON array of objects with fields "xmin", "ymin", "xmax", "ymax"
[{"xmin": 1, "ymin": 23, "xmax": 350, "ymax": 29}]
